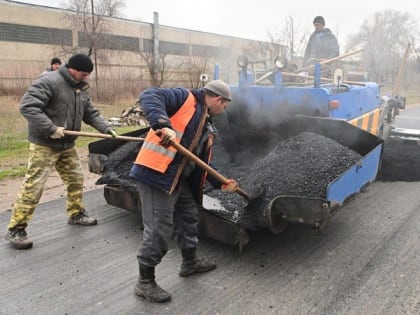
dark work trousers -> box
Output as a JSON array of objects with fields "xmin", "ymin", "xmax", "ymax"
[{"xmin": 136, "ymin": 179, "xmax": 199, "ymax": 267}]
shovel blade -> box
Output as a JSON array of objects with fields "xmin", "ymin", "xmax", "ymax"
[{"xmin": 244, "ymin": 188, "xmax": 266, "ymax": 213}]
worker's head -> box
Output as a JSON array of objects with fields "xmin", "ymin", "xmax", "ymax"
[
  {"xmin": 203, "ymin": 80, "xmax": 232, "ymax": 116},
  {"xmin": 313, "ymin": 16, "xmax": 325, "ymax": 31},
  {"xmin": 50, "ymin": 57, "xmax": 62, "ymax": 71},
  {"xmin": 66, "ymin": 53, "xmax": 94, "ymax": 82}
]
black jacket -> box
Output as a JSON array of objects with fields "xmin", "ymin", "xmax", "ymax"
[{"xmin": 303, "ymin": 28, "xmax": 339, "ymax": 65}]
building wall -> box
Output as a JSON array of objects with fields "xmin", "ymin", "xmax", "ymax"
[{"xmin": 0, "ymin": 0, "xmax": 278, "ymax": 98}]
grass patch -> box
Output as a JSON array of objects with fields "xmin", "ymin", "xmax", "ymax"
[
  {"xmin": 0, "ymin": 96, "xmax": 141, "ymax": 180},
  {"xmin": 0, "ymin": 124, "xmax": 140, "ymax": 180},
  {"xmin": 0, "ymin": 166, "xmax": 28, "ymax": 179}
]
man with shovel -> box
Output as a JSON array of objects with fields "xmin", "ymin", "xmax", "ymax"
[
  {"xmin": 129, "ymin": 80, "xmax": 238, "ymax": 303},
  {"xmin": 3, "ymin": 53, "xmax": 117, "ymax": 250}
]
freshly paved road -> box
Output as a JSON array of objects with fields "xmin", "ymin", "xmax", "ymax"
[
  {"xmin": 1, "ymin": 180, "xmax": 419, "ymax": 315},
  {"xmin": 1, "ymin": 105, "xmax": 420, "ymax": 314}
]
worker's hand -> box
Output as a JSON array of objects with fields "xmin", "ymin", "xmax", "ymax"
[
  {"xmin": 157, "ymin": 127, "xmax": 176, "ymax": 147},
  {"xmin": 221, "ymin": 179, "xmax": 238, "ymax": 192},
  {"xmin": 108, "ymin": 129, "xmax": 118, "ymax": 138},
  {"xmin": 51, "ymin": 127, "xmax": 65, "ymax": 139}
]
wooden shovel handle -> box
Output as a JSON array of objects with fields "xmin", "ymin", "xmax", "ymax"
[
  {"xmin": 295, "ymin": 48, "xmax": 365, "ymax": 73},
  {"xmin": 62, "ymin": 130, "xmax": 251, "ymax": 200},
  {"xmin": 63, "ymin": 130, "xmax": 144, "ymax": 142},
  {"xmin": 170, "ymin": 141, "xmax": 251, "ymax": 200}
]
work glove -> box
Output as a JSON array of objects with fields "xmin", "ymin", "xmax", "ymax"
[
  {"xmin": 51, "ymin": 127, "xmax": 65, "ymax": 139},
  {"xmin": 221, "ymin": 179, "xmax": 238, "ymax": 192},
  {"xmin": 108, "ymin": 129, "xmax": 118, "ymax": 138},
  {"xmin": 157, "ymin": 127, "xmax": 176, "ymax": 147}
]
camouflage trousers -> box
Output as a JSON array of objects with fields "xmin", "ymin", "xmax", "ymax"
[{"xmin": 7, "ymin": 143, "xmax": 85, "ymax": 229}]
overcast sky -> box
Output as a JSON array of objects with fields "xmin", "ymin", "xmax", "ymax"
[{"xmin": 13, "ymin": 0, "xmax": 420, "ymax": 47}]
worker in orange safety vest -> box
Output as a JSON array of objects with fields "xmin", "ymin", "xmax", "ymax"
[{"xmin": 129, "ymin": 80, "xmax": 238, "ymax": 303}]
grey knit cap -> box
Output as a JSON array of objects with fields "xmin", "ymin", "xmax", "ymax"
[{"xmin": 203, "ymin": 80, "xmax": 231, "ymax": 101}]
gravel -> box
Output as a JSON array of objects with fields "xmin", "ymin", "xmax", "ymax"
[{"xmin": 206, "ymin": 132, "xmax": 362, "ymax": 228}]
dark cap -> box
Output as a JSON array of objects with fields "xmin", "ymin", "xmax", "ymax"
[
  {"xmin": 50, "ymin": 57, "xmax": 62, "ymax": 66},
  {"xmin": 313, "ymin": 16, "xmax": 325, "ymax": 25},
  {"xmin": 203, "ymin": 80, "xmax": 231, "ymax": 101},
  {"xmin": 67, "ymin": 53, "xmax": 94, "ymax": 73}
]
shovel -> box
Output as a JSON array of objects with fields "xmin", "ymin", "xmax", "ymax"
[
  {"xmin": 63, "ymin": 130, "xmax": 145, "ymax": 142},
  {"xmin": 63, "ymin": 130, "xmax": 264, "ymax": 207},
  {"xmin": 168, "ymin": 140, "xmax": 256, "ymax": 201}
]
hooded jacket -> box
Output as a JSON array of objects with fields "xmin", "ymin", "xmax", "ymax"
[{"xmin": 20, "ymin": 66, "xmax": 112, "ymax": 149}]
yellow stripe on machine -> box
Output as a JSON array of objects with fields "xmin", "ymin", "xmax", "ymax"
[{"xmin": 348, "ymin": 109, "xmax": 381, "ymax": 135}]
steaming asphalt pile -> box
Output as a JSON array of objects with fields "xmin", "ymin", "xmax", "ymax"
[
  {"xmin": 206, "ymin": 132, "xmax": 362, "ymax": 229},
  {"xmin": 95, "ymin": 131, "xmax": 363, "ymax": 230},
  {"xmin": 93, "ymin": 123, "xmax": 420, "ymax": 233}
]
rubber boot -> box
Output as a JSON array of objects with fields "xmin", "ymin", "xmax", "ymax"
[
  {"xmin": 133, "ymin": 264, "xmax": 171, "ymax": 303},
  {"xmin": 179, "ymin": 248, "xmax": 217, "ymax": 277}
]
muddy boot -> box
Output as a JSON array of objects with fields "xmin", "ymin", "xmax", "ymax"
[
  {"xmin": 67, "ymin": 209, "xmax": 97, "ymax": 226},
  {"xmin": 4, "ymin": 227, "xmax": 33, "ymax": 249},
  {"xmin": 179, "ymin": 248, "xmax": 217, "ymax": 277},
  {"xmin": 133, "ymin": 264, "xmax": 171, "ymax": 303}
]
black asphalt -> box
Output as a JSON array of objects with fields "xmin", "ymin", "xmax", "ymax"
[
  {"xmin": 1, "ymin": 182, "xmax": 419, "ymax": 315},
  {"xmin": 1, "ymin": 107, "xmax": 419, "ymax": 315}
]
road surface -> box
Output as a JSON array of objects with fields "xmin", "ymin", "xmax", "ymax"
[
  {"xmin": 0, "ymin": 180, "xmax": 419, "ymax": 315},
  {"xmin": 392, "ymin": 105, "xmax": 420, "ymax": 130},
  {"xmin": 1, "ymin": 106, "xmax": 419, "ymax": 315}
]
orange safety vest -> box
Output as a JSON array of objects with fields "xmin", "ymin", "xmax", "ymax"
[{"xmin": 135, "ymin": 92, "xmax": 196, "ymax": 173}]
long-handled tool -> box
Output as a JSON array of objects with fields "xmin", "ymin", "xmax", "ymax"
[
  {"xmin": 63, "ymin": 130, "xmax": 263, "ymax": 206},
  {"xmin": 168, "ymin": 140, "xmax": 253, "ymax": 201},
  {"xmin": 63, "ymin": 130, "xmax": 145, "ymax": 142},
  {"xmin": 294, "ymin": 48, "xmax": 365, "ymax": 73},
  {"xmin": 255, "ymin": 49, "xmax": 365, "ymax": 85}
]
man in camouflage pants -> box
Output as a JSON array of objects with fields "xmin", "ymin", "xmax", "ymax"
[{"xmin": 4, "ymin": 53, "xmax": 117, "ymax": 250}]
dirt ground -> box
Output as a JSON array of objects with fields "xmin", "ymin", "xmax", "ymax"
[{"xmin": 0, "ymin": 147, "xmax": 101, "ymax": 214}]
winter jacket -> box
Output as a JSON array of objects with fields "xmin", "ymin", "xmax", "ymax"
[
  {"xmin": 129, "ymin": 87, "xmax": 221, "ymax": 202},
  {"xmin": 20, "ymin": 66, "xmax": 112, "ymax": 149},
  {"xmin": 303, "ymin": 28, "xmax": 339, "ymax": 65}
]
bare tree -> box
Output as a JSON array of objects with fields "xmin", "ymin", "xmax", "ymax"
[
  {"xmin": 65, "ymin": 0, "xmax": 125, "ymax": 55},
  {"xmin": 139, "ymin": 51, "xmax": 175, "ymax": 87},
  {"xmin": 67, "ymin": 0, "xmax": 125, "ymax": 18},
  {"xmin": 180, "ymin": 56, "xmax": 210, "ymax": 88},
  {"xmin": 238, "ymin": 16, "xmax": 308, "ymax": 77},
  {"xmin": 267, "ymin": 16, "xmax": 308, "ymax": 62},
  {"xmin": 63, "ymin": 0, "xmax": 125, "ymax": 98},
  {"xmin": 240, "ymin": 16, "xmax": 308, "ymax": 74},
  {"xmin": 345, "ymin": 9, "xmax": 418, "ymax": 84}
]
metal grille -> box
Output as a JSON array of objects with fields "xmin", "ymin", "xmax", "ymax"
[
  {"xmin": 78, "ymin": 32, "xmax": 139, "ymax": 51},
  {"xmin": 0, "ymin": 22, "xmax": 72, "ymax": 45}
]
